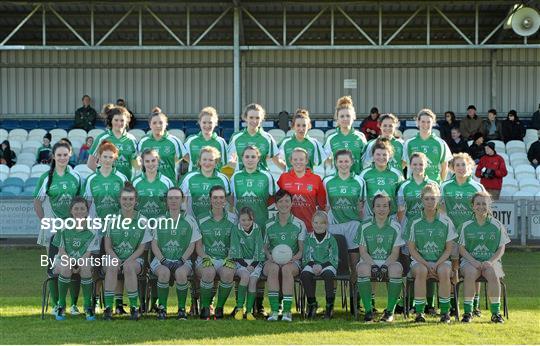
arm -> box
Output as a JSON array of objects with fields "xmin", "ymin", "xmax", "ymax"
[
  {"xmin": 272, "ymin": 156, "xmax": 286, "ymax": 171},
  {"xmin": 195, "ymin": 239, "xmax": 208, "ymax": 259},
  {"xmin": 434, "ymin": 240, "xmax": 454, "ymax": 267},
  {"xmin": 124, "ymin": 243, "xmax": 146, "ymax": 264},
  {"xmin": 459, "ymin": 245, "xmax": 481, "ymax": 269},
  {"xmin": 494, "ymin": 157, "xmax": 507, "ymax": 178},
  {"xmin": 487, "ymin": 245, "xmax": 506, "ymax": 265},
  {"xmin": 104, "ymin": 236, "xmax": 119, "ymax": 261},
  {"xmin": 475, "ymin": 160, "xmax": 484, "ymax": 178},
  {"xmin": 440, "ymin": 161, "xmax": 448, "ymax": 181},
  {"xmin": 87, "ymin": 155, "xmax": 98, "ymax": 171},
  {"xmin": 34, "ymin": 199, "xmax": 45, "ymax": 220},
  {"xmin": 408, "ymin": 241, "xmax": 429, "ymax": 267},
  {"xmin": 292, "ymin": 240, "xmax": 304, "ymax": 261},
  {"xmin": 151, "ymin": 239, "xmax": 165, "ymax": 262},
  {"xmin": 386, "ymin": 246, "xmax": 401, "ymax": 264},
  {"xmin": 359, "ymin": 245, "xmax": 375, "ymax": 266},
  {"xmin": 181, "ymin": 242, "xmax": 196, "ymax": 262}
]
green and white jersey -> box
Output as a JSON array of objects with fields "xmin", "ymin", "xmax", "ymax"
[
  {"xmin": 89, "ymin": 129, "xmax": 138, "ymax": 180},
  {"xmin": 302, "ymin": 232, "xmax": 338, "ymax": 268},
  {"xmin": 264, "ymin": 215, "xmax": 307, "ymax": 255},
  {"xmin": 184, "ymin": 132, "xmax": 228, "ymax": 172},
  {"xmin": 440, "ymin": 176, "xmax": 486, "ymax": 231},
  {"xmin": 105, "ymin": 212, "xmax": 153, "ymax": 261},
  {"xmin": 229, "ymin": 223, "xmax": 266, "ymax": 262},
  {"xmin": 354, "ymin": 218, "xmax": 404, "ymax": 262},
  {"xmin": 323, "ymin": 173, "xmax": 366, "ymax": 224},
  {"xmin": 179, "ymin": 170, "xmax": 230, "ymax": 219},
  {"xmin": 58, "ymin": 228, "xmax": 100, "ymax": 259},
  {"xmin": 279, "ymin": 135, "xmax": 325, "ymax": 170},
  {"xmin": 84, "ymin": 168, "xmax": 128, "ymax": 219},
  {"xmin": 458, "ymin": 216, "xmax": 510, "ymax": 262},
  {"xmin": 407, "ymin": 213, "xmax": 457, "ymax": 262},
  {"xmin": 358, "ymin": 165, "xmax": 404, "ymax": 216},
  {"xmin": 403, "ymin": 133, "xmax": 452, "ymax": 183},
  {"xmin": 34, "ymin": 167, "xmax": 82, "ymax": 219},
  {"xmin": 132, "ymin": 172, "xmax": 174, "ymax": 219},
  {"xmin": 324, "ymin": 128, "xmax": 367, "ymax": 174},
  {"xmin": 362, "ymin": 137, "xmax": 404, "ymax": 172},
  {"xmin": 230, "ymin": 169, "xmax": 276, "ymax": 229},
  {"xmin": 138, "ymin": 131, "xmax": 185, "ymax": 183},
  {"xmin": 154, "ymin": 212, "xmax": 201, "ymax": 260},
  {"xmin": 228, "ymin": 128, "xmax": 279, "ymax": 171},
  {"xmin": 397, "ymin": 176, "xmax": 439, "ymax": 220},
  {"xmin": 198, "ymin": 211, "xmax": 237, "ymax": 260}
]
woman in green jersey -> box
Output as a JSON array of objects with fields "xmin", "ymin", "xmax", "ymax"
[
  {"xmin": 138, "ymin": 107, "xmax": 185, "ymax": 183},
  {"xmin": 88, "ymin": 104, "xmax": 138, "ymax": 180},
  {"xmin": 183, "ymin": 106, "xmax": 227, "ymax": 172},
  {"xmin": 459, "ymin": 191, "xmax": 510, "ymax": 324},
  {"xmin": 103, "ymin": 184, "xmax": 153, "ymax": 321},
  {"xmin": 408, "ymin": 183, "xmax": 457, "ymax": 323},
  {"xmin": 362, "ymin": 113, "xmax": 404, "ymax": 172},
  {"xmin": 229, "ymin": 207, "xmax": 265, "ymax": 320},
  {"xmin": 324, "ymin": 96, "xmax": 367, "ymax": 174},
  {"xmin": 53, "ymin": 197, "xmax": 99, "ymax": 321},
  {"xmin": 151, "ymin": 187, "xmax": 201, "ymax": 320},
  {"xmin": 133, "ymin": 148, "xmax": 175, "ymax": 220},
  {"xmin": 263, "ymin": 189, "xmax": 306, "ymax": 322}
]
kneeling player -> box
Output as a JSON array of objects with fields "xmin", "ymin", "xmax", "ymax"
[
  {"xmin": 407, "ymin": 183, "xmax": 457, "ymax": 323},
  {"xmin": 151, "ymin": 187, "xmax": 201, "ymax": 320},
  {"xmin": 355, "ymin": 194, "xmax": 404, "ymax": 322}
]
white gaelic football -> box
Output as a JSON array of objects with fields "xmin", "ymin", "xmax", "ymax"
[{"xmin": 271, "ymin": 244, "xmax": 293, "ymax": 265}]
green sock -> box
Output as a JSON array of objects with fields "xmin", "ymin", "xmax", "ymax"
[
  {"xmin": 49, "ymin": 277, "xmax": 59, "ymax": 308},
  {"xmin": 176, "ymin": 282, "xmax": 189, "ymax": 309},
  {"xmin": 246, "ymin": 292, "xmax": 256, "ymax": 312},
  {"xmin": 490, "ymin": 300, "xmax": 501, "ymax": 315},
  {"xmin": 157, "ymin": 281, "xmax": 169, "ymax": 309},
  {"xmin": 450, "ymin": 296, "xmax": 456, "ymax": 310},
  {"xmin": 57, "ymin": 275, "xmax": 71, "ymax": 308},
  {"xmin": 217, "ymin": 281, "xmax": 233, "ymax": 308},
  {"xmin": 80, "ymin": 278, "xmax": 93, "ymax": 310},
  {"xmin": 414, "ymin": 299, "xmax": 426, "ymax": 314},
  {"xmin": 115, "ymin": 294, "xmax": 123, "ymax": 308},
  {"xmin": 386, "ymin": 278, "xmax": 402, "ymax": 313},
  {"xmin": 104, "ymin": 291, "xmax": 115, "ymax": 309},
  {"xmin": 464, "ymin": 300, "xmax": 473, "ymax": 314},
  {"xmin": 282, "ymin": 295, "xmax": 293, "ymax": 313},
  {"xmin": 268, "ymin": 291, "xmax": 280, "ymax": 313},
  {"xmin": 200, "ymin": 281, "xmax": 213, "ymax": 308},
  {"xmin": 439, "ymin": 296, "xmax": 451, "ymax": 314},
  {"xmin": 426, "ymin": 281, "xmax": 436, "ymax": 308},
  {"xmin": 357, "ymin": 277, "xmax": 372, "ymax": 313},
  {"xmin": 473, "ymin": 294, "xmax": 480, "ymax": 310},
  {"xmin": 237, "ymin": 284, "xmax": 247, "ymax": 308},
  {"xmin": 127, "ymin": 290, "xmax": 139, "ymax": 308},
  {"xmin": 70, "ymin": 278, "xmax": 80, "ymax": 306}
]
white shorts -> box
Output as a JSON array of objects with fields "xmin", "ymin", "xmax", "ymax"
[
  {"xmin": 328, "ymin": 221, "xmax": 360, "ymax": 250},
  {"xmin": 302, "ymin": 265, "xmax": 337, "ymax": 276},
  {"xmin": 195, "ymin": 257, "xmax": 226, "ymax": 271},
  {"xmin": 235, "ymin": 261, "xmax": 263, "ymax": 279},
  {"xmin": 358, "ymin": 259, "xmax": 386, "ymax": 267},
  {"xmin": 264, "ymin": 259, "xmax": 302, "ymax": 272},
  {"xmin": 410, "ymin": 260, "xmax": 451, "ymax": 279},
  {"xmin": 460, "ymin": 260, "xmax": 505, "ymax": 278},
  {"xmin": 150, "ymin": 257, "xmax": 193, "ymax": 274}
]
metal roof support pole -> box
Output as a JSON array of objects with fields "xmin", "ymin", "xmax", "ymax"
[
  {"xmin": 192, "ymin": 7, "xmax": 231, "ymax": 46},
  {"xmin": 426, "ymin": 6, "xmax": 430, "ymax": 45},
  {"xmin": 90, "ymin": 4, "xmax": 94, "ymax": 46},
  {"xmin": 186, "ymin": 6, "xmax": 190, "ymax": 46},
  {"xmin": 242, "ymin": 8, "xmax": 281, "ymax": 46},
  {"xmin": 337, "ymin": 6, "xmax": 376, "ymax": 45},
  {"xmin": 1, "ymin": 4, "xmax": 41, "ymax": 46},
  {"xmin": 42, "ymin": 5, "xmax": 46, "ymax": 46},
  {"xmin": 384, "ymin": 6, "xmax": 423, "ymax": 45},
  {"xmin": 330, "ymin": 6, "xmax": 334, "ymax": 46},
  {"xmin": 49, "ymin": 5, "xmax": 89, "ymax": 46},
  {"xmin": 481, "ymin": 6, "xmax": 518, "ymax": 45},
  {"xmin": 378, "ymin": 3, "xmax": 382, "ymax": 46},
  {"xmin": 475, "ymin": 2, "xmax": 479, "ymax": 45},
  {"xmin": 288, "ymin": 7, "xmax": 327, "ymax": 46},
  {"xmin": 433, "ymin": 6, "xmax": 472, "ymax": 45},
  {"xmin": 233, "ymin": 6, "xmax": 241, "ymax": 132},
  {"xmin": 96, "ymin": 6, "xmax": 135, "ymax": 46},
  {"xmin": 283, "ymin": 5, "xmax": 287, "ymax": 45},
  {"xmin": 146, "ymin": 6, "xmax": 185, "ymax": 46},
  {"xmin": 138, "ymin": 6, "xmax": 142, "ymax": 46},
  {"xmin": 490, "ymin": 49, "xmax": 497, "ymax": 110}
]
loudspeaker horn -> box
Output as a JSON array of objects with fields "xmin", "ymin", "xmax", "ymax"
[{"xmin": 511, "ymin": 7, "xmax": 540, "ymax": 37}]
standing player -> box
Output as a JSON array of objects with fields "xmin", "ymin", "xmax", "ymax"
[
  {"xmin": 362, "ymin": 113, "xmax": 404, "ymax": 172},
  {"xmin": 278, "ymin": 108, "xmax": 325, "ymax": 171},
  {"xmin": 229, "ymin": 207, "xmax": 265, "ymax": 320},
  {"xmin": 263, "ymin": 190, "xmax": 306, "ymax": 322},
  {"xmin": 88, "ymin": 104, "xmax": 138, "ymax": 180},
  {"xmin": 195, "ymin": 186, "xmax": 237, "ymax": 320},
  {"xmin": 407, "ymin": 184, "xmax": 457, "ymax": 323},
  {"xmin": 34, "ymin": 141, "xmax": 81, "ymax": 317},
  {"xmin": 355, "ymin": 194, "xmax": 404, "ymax": 322},
  {"xmin": 151, "ymin": 187, "xmax": 201, "ymax": 320},
  {"xmin": 180, "ymin": 146, "xmax": 230, "ymax": 219},
  {"xmin": 403, "ymin": 109, "xmax": 452, "ymax": 183},
  {"xmin": 228, "ymin": 103, "xmax": 281, "ymax": 171},
  {"xmin": 183, "ymin": 106, "xmax": 228, "ymax": 172},
  {"xmin": 324, "ymin": 96, "xmax": 367, "ymax": 174},
  {"xmin": 459, "ymin": 191, "xmax": 510, "ymax": 323},
  {"xmin": 138, "ymin": 108, "xmax": 185, "ymax": 184}
]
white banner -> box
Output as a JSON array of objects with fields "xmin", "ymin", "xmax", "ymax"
[
  {"xmin": 530, "ymin": 214, "xmax": 540, "ymax": 238},
  {"xmin": 0, "ymin": 198, "xmax": 40, "ymax": 237},
  {"xmin": 491, "ymin": 201, "xmax": 517, "ymax": 239}
]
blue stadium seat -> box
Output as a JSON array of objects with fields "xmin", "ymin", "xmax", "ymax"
[
  {"xmin": 0, "ymin": 191, "xmax": 15, "ymax": 197},
  {"xmin": 20, "ymin": 190, "xmax": 33, "ymax": 197},
  {"xmin": 2, "ymin": 185, "xmax": 22, "ymax": 194},
  {"xmin": 0, "ymin": 120, "xmax": 20, "ymax": 131},
  {"xmin": 168, "ymin": 120, "xmax": 184, "ymax": 131},
  {"xmin": 24, "ymin": 177, "xmax": 39, "ymax": 192},
  {"xmin": 133, "ymin": 120, "xmax": 149, "ymax": 130},
  {"xmin": 57, "ymin": 120, "xmax": 74, "ymax": 130},
  {"xmin": 221, "ymin": 128, "xmax": 235, "ymax": 141},
  {"xmin": 37, "ymin": 120, "xmax": 57, "ymax": 131}
]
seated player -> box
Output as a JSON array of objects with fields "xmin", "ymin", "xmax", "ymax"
[
  {"xmin": 151, "ymin": 187, "xmax": 201, "ymax": 320},
  {"xmin": 458, "ymin": 191, "xmax": 510, "ymax": 323},
  {"xmin": 229, "ymin": 207, "xmax": 265, "ymax": 320},
  {"xmin": 355, "ymin": 194, "xmax": 404, "ymax": 322},
  {"xmin": 407, "ymin": 183, "xmax": 457, "ymax": 323},
  {"xmin": 300, "ymin": 211, "xmax": 339, "ymax": 319}
]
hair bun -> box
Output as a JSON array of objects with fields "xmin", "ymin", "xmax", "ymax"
[
  {"xmin": 102, "ymin": 103, "xmax": 115, "ymax": 114},
  {"xmin": 151, "ymin": 106, "xmax": 162, "ymax": 114},
  {"xmin": 336, "ymin": 96, "xmax": 353, "ymax": 109}
]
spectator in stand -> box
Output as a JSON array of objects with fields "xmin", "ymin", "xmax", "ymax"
[
  {"xmin": 482, "ymin": 109, "xmax": 503, "ymax": 141},
  {"xmin": 36, "ymin": 133, "xmax": 52, "ymax": 164},
  {"xmin": 460, "ymin": 105, "xmax": 483, "ymax": 140},
  {"xmin": 475, "ymin": 142, "xmax": 507, "ymax": 200},
  {"xmin": 530, "ymin": 103, "xmax": 540, "ymax": 130},
  {"xmin": 501, "ymin": 110, "xmax": 526, "ymax": 143},
  {"xmin": 0, "ymin": 140, "xmax": 17, "ymax": 167},
  {"xmin": 438, "ymin": 111, "xmax": 459, "ymax": 143},
  {"xmin": 360, "ymin": 107, "xmax": 381, "ymax": 141},
  {"xmin": 468, "ymin": 132, "xmax": 485, "ymax": 163},
  {"xmin": 448, "ymin": 127, "xmax": 469, "ymax": 154},
  {"xmin": 78, "ymin": 136, "xmax": 93, "ymax": 165},
  {"xmin": 73, "ymin": 95, "xmax": 98, "ymax": 132},
  {"xmin": 527, "ymin": 131, "xmax": 540, "ymax": 168},
  {"xmin": 116, "ymin": 98, "xmax": 136, "ymax": 129}
]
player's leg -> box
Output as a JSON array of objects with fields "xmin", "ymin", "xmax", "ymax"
[
  {"xmin": 473, "ymin": 282, "xmax": 481, "ymax": 317},
  {"xmin": 197, "ymin": 262, "xmax": 216, "ymax": 319},
  {"xmin": 234, "ymin": 267, "xmax": 250, "ymax": 319},
  {"xmin": 381, "ymin": 261, "xmax": 403, "ymax": 322},
  {"xmin": 263, "ymin": 261, "xmax": 280, "ymax": 320},
  {"xmin": 411, "ymin": 262, "xmax": 428, "ymax": 322},
  {"xmin": 174, "ymin": 263, "xmax": 191, "ymax": 320},
  {"xmin": 79, "ymin": 262, "xmax": 95, "ymax": 320},
  {"xmin": 114, "ymin": 280, "xmax": 126, "ymax": 315},
  {"xmin": 299, "ymin": 267, "xmax": 317, "ymax": 318},
  {"xmin": 70, "ymin": 276, "xmax": 81, "ymax": 315},
  {"xmin": 356, "ymin": 262, "xmax": 373, "ymax": 321},
  {"xmin": 122, "ymin": 259, "xmax": 142, "ymax": 320},
  {"xmin": 280, "ymin": 262, "xmax": 299, "ymax": 322},
  {"xmin": 103, "ymin": 259, "xmax": 120, "ymax": 319},
  {"xmin": 245, "ymin": 272, "xmax": 260, "ymax": 320},
  {"xmin": 461, "ymin": 261, "xmax": 481, "ymax": 323},
  {"xmin": 155, "ymin": 264, "xmax": 171, "ymax": 320},
  {"xmin": 47, "ymin": 242, "xmax": 60, "ymax": 314},
  {"xmin": 436, "ymin": 262, "xmax": 452, "ymax": 323},
  {"xmin": 215, "ymin": 265, "xmax": 234, "ymax": 319},
  {"xmin": 482, "ymin": 263, "xmax": 503, "ymax": 323},
  {"xmin": 320, "ymin": 268, "xmax": 337, "ymax": 319},
  {"xmin": 55, "ymin": 261, "xmax": 72, "ymax": 320}
]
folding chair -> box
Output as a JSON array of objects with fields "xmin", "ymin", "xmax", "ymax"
[
  {"xmin": 41, "ymin": 273, "xmax": 85, "ymax": 320},
  {"xmin": 454, "ymin": 275, "xmax": 508, "ymax": 322}
]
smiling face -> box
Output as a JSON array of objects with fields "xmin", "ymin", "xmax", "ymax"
[
  {"xmin": 373, "ymin": 196, "xmax": 390, "ymax": 219},
  {"xmin": 210, "ymin": 189, "xmax": 227, "ymax": 210},
  {"xmin": 112, "ymin": 114, "xmax": 127, "ymax": 132},
  {"xmin": 54, "ymin": 147, "xmax": 71, "ymax": 168},
  {"xmin": 337, "ymin": 109, "xmax": 354, "ymax": 129},
  {"xmin": 312, "ymin": 214, "xmax": 328, "ymax": 235},
  {"xmin": 99, "ymin": 150, "xmax": 117, "ymax": 169},
  {"xmin": 417, "ymin": 114, "xmax": 434, "ymax": 133},
  {"xmin": 473, "ymin": 195, "xmax": 491, "ymax": 217},
  {"xmin": 199, "ymin": 151, "xmax": 217, "ymax": 173},
  {"xmin": 166, "ymin": 189, "xmax": 183, "ymax": 212},
  {"xmin": 452, "ymin": 157, "xmax": 470, "ymax": 178},
  {"xmin": 422, "ymin": 191, "xmax": 439, "ymax": 212},
  {"xmin": 276, "ymin": 194, "xmax": 292, "ymax": 215},
  {"xmin": 242, "ymin": 148, "xmax": 260, "ymax": 171},
  {"xmin": 246, "ymin": 110, "xmax": 263, "ymax": 131},
  {"xmin": 410, "ymin": 156, "xmax": 426, "ymax": 176},
  {"xmin": 239, "ymin": 213, "xmax": 254, "ymax": 232},
  {"xmin": 71, "ymin": 201, "xmax": 89, "ymax": 220},
  {"xmin": 291, "ymin": 150, "xmax": 308, "ymax": 173},
  {"xmin": 335, "ymin": 153, "xmax": 353, "ymax": 173},
  {"xmin": 373, "ymin": 148, "xmax": 390, "ymax": 167},
  {"xmin": 120, "ymin": 191, "xmax": 137, "ymax": 212},
  {"xmin": 150, "ymin": 114, "xmax": 167, "ymax": 136},
  {"xmin": 379, "ymin": 118, "xmax": 396, "ymax": 138},
  {"xmin": 199, "ymin": 114, "xmax": 217, "ymax": 135},
  {"xmin": 143, "ymin": 152, "xmax": 159, "ymax": 174},
  {"xmin": 293, "ymin": 117, "xmax": 309, "ymax": 137}
]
